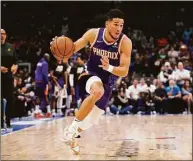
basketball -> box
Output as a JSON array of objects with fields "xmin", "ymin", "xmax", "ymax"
[{"xmin": 50, "ymin": 36, "xmax": 74, "ymax": 60}]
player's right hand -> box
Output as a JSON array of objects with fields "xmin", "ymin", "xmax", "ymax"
[
  {"xmin": 50, "ymin": 36, "xmax": 58, "ymax": 46},
  {"xmin": 1, "ymin": 66, "xmax": 8, "ymax": 73}
]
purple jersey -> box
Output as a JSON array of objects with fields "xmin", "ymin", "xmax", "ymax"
[{"xmin": 87, "ymin": 28, "xmax": 124, "ymax": 87}]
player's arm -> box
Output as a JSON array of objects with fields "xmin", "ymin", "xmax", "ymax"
[
  {"xmin": 73, "ymin": 29, "xmax": 96, "ymax": 53},
  {"xmin": 112, "ymin": 38, "xmax": 132, "ymax": 77},
  {"xmin": 99, "ymin": 37, "xmax": 132, "ymax": 77}
]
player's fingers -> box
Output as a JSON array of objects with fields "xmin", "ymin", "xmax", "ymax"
[
  {"xmin": 100, "ymin": 59, "xmax": 106, "ymax": 65},
  {"xmin": 52, "ymin": 36, "xmax": 57, "ymax": 41},
  {"xmin": 98, "ymin": 65, "xmax": 104, "ymax": 68},
  {"xmin": 104, "ymin": 56, "xmax": 108, "ymax": 61},
  {"xmin": 102, "ymin": 56, "xmax": 109, "ymax": 64}
]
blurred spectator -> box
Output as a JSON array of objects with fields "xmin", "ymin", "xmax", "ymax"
[
  {"xmin": 182, "ymin": 28, "xmax": 192, "ymax": 45},
  {"xmin": 1, "ymin": 29, "xmax": 18, "ymax": 131},
  {"xmin": 137, "ymin": 78, "xmax": 147, "ymax": 93},
  {"xmin": 110, "ymin": 87, "xmax": 131, "ymax": 115},
  {"xmin": 167, "ymin": 46, "xmax": 179, "ymax": 65},
  {"xmin": 126, "ymin": 79, "xmax": 140, "ymax": 114},
  {"xmin": 70, "ymin": 56, "xmax": 87, "ymax": 106},
  {"xmin": 50, "ymin": 59, "xmax": 68, "ymax": 117},
  {"xmin": 174, "ymin": 62, "xmax": 191, "ymax": 88},
  {"xmin": 165, "ymin": 79, "xmax": 184, "ymax": 114},
  {"xmin": 158, "ymin": 48, "xmax": 168, "ymax": 61},
  {"xmin": 158, "ymin": 62, "xmax": 175, "ymax": 86},
  {"xmin": 181, "ymin": 80, "xmax": 193, "ymax": 114},
  {"xmin": 146, "ymin": 78, "xmax": 156, "ymax": 93},
  {"xmin": 153, "ymin": 80, "xmax": 167, "ymax": 114},
  {"xmin": 34, "ymin": 53, "xmax": 51, "ymax": 117},
  {"xmin": 178, "ymin": 44, "xmax": 191, "ymax": 70}
]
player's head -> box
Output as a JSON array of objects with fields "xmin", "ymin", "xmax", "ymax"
[
  {"xmin": 44, "ymin": 53, "xmax": 50, "ymax": 62},
  {"xmin": 105, "ymin": 9, "xmax": 124, "ymax": 40},
  {"xmin": 1, "ymin": 29, "xmax": 7, "ymax": 44},
  {"xmin": 76, "ymin": 56, "xmax": 84, "ymax": 65}
]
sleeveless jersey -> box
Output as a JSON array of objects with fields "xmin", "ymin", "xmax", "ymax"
[{"xmin": 87, "ymin": 28, "xmax": 124, "ymax": 87}]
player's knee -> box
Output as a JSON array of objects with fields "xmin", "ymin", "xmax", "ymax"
[{"xmin": 90, "ymin": 82, "xmax": 104, "ymax": 101}]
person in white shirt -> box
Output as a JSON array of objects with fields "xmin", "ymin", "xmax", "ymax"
[
  {"xmin": 168, "ymin": 46, "xmax": 179, "ymax": 64},
  {"xmin": 158, "ymin": 62, "xmax": 176, "ymax": 86},
  {"xmin": 146, "ymin": 79, "xmax": 156, "ymax": 93},
  {"xmin": 126, "ymin": 79, "xmax": 140, "ymax": 114},
  {"xmin": 126, "ymin": 79, "xmax": 140, "ymax": 100},
  {"xmin": 175, "ymin": 62, "xmax": 191, "ymax": 87},
  {"xmin": 137, "ymin": 78, "xmax": 147, "ymax": 92}
]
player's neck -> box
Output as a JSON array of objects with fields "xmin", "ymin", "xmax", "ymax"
[{"xmin": 104, "ymin": 29, "xmax": 116, "ymax": 44}]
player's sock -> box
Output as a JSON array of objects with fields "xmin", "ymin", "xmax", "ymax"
[
  {"xmin": 46, "ymin": 105, "xmax": 51, "ymax": 113},
  {"xmin": 68, "ymin": 118, "xmax": 82, "ymax": 134},
  {"xmin": 35, "ymin": 105, "xmax": 40, "ymax": 114}
]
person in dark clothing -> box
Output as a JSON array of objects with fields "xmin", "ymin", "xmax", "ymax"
[
  {"xmin": 153, "ymin": 80, "xmax": 167, "ymax": 114},
  {"xmin": 1, "ymin": 29, "xmax": 18, "ymax": 130},
  {"xmin": 70, "ymin": 56, "xmax": 86, "ymax": 106},
  {"xmin": 50, "ymin": 59, "xmax": 68, "ymax": 116}
]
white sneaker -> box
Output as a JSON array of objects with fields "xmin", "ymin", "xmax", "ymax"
[
  {"xmin": 61, "ymin": 127, "xmax": 80, "ymax": 155},
  {"xmin": 6, "ymin": 127, "xmax": 13, "ymax": 133},
  {"xmin": 52, "ymin": 112, "xmax": 57, "ymax": 117},
  {"xmin": 153, "ymin": 111, "xmax": 157, "ymax": 115},
  {"xmin": 1, "ymin": 128, "xmax": 6, "ymax": 132},
  {"xmin": 137, "ymin": 111, "xmax": 142, "ymax": 115}
]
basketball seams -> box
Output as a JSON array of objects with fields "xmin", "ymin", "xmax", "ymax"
[
  {"xmin": 62, "ymin": 38, "xmax": 67, "ymax": 60},
  {"xmin": 56, "ymin": 37, "xmax": 63, "ymax": 59},
  {"xmin": 51, "ymin": 36, "xmax": 74, "ymax": 60},
  {"xmin": 65, "ymin": 38, "xmax": 74, "ymax": 58}
]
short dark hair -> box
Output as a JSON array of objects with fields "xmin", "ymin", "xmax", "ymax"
[{"xmin": 106, "ymin": 9, "xmax": 124, "ymax": 21}]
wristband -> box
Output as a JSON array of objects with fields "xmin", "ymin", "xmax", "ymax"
[{"xmin": 107, "ymin": 65, "xmax": 114, "ymax": 73}]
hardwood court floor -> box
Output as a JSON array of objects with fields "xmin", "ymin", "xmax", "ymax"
[{"xmin": 1, "ymin": 114, "xmax": 192, "ymax": 160}]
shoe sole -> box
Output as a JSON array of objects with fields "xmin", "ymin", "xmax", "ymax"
[{"xmin": 61, "ymin": 137, "xmax": 80, "ymax": 155}]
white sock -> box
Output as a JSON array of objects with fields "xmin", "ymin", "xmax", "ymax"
[
  {"xmin": 47, "ymin": 105, "xmax": 51, "ymax": 113},
  {"xmin": 57, "ymin": 108, "xmax": 62, "ymax": 114},
  {"xmin": 68, "ymin": 118, "xmax": 82, "ymax": 133},
  {"xmin": 52, "ymin": 109, "xmax": 56, "ymax": 113},
  {"xmin": 35, "ymin": 105, "xmax": 40, "ymax": 113}
]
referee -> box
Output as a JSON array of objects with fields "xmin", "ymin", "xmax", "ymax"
[{"xmin": 1, "ymin": 29, "xmax": 18, "ymax": 130}]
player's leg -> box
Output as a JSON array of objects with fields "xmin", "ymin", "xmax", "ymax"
[
  {"xmin": 61, "ymin": 75, "xmax": 104, "ymax": 154},
  {"xmin": 76, "ymin": 84, "xmax": 112, "ymax": 134},
  {"xmin": 34, "ymin": 85, "xmax": 45, "ymax": 118},
  {"xmin": 65, "ymin": 75, "xmax": 104, "ymax": 132},
  {"xmin": 57, "ymin": 86, "xmax": 67, "ymax": 116}
]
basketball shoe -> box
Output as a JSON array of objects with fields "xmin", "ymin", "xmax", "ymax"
[{"xmin": 61, "ymin": 126, "xmax": 80, "ymax": 155}]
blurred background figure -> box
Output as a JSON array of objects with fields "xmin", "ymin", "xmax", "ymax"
[
  {"xmin": 50, "ymin": 59, "xmax": 68, "ymax": 117},
  {"xmin": 34, "ymin": 53, "xmax": 51, "ymax": 118},
  {"xmin": 1, "ymin": 29, "xmax": 18, "ymax": 131}
]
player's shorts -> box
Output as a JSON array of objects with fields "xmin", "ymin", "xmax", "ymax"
[
  {"xmin": 78, "ymin": 73, "xmax": 112, "ymax": 110},
  {"xmin": 35, "ymin": 83, "xmax": 46, "ymax": 98}
]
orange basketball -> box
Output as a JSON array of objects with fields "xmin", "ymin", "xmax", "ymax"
[{"xmin": 50, "ymin": 36, "xmax": 74, "ymax": 60}]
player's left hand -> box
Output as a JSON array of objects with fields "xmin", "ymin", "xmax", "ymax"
[{"xmin": 98, "ymin": 56, "xmax": 109, "ymax": 71}]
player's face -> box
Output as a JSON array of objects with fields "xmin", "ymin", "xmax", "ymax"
[
  {"xmin": 1, "ymin": 29, "xmax": 7, "ymax": 44},
  {"xmin": 106, "ymin": 18, "xmax": 124, "ymax": 40}
]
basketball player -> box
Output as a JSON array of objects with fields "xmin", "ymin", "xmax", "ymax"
[
  {"xmin": 51, "ymin": 9, "xmax": 132, "ymax": 154},
  {"xmin": 50, "ymin": 59, "xmax": 68, "ymax": 116},
  {"xmin": 69, "ymin": 56, "xmax": 87, "ymax": 107},
  {"xmin": 34, "ymin": 53, "xmax": 51, "ymax": 118}
]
